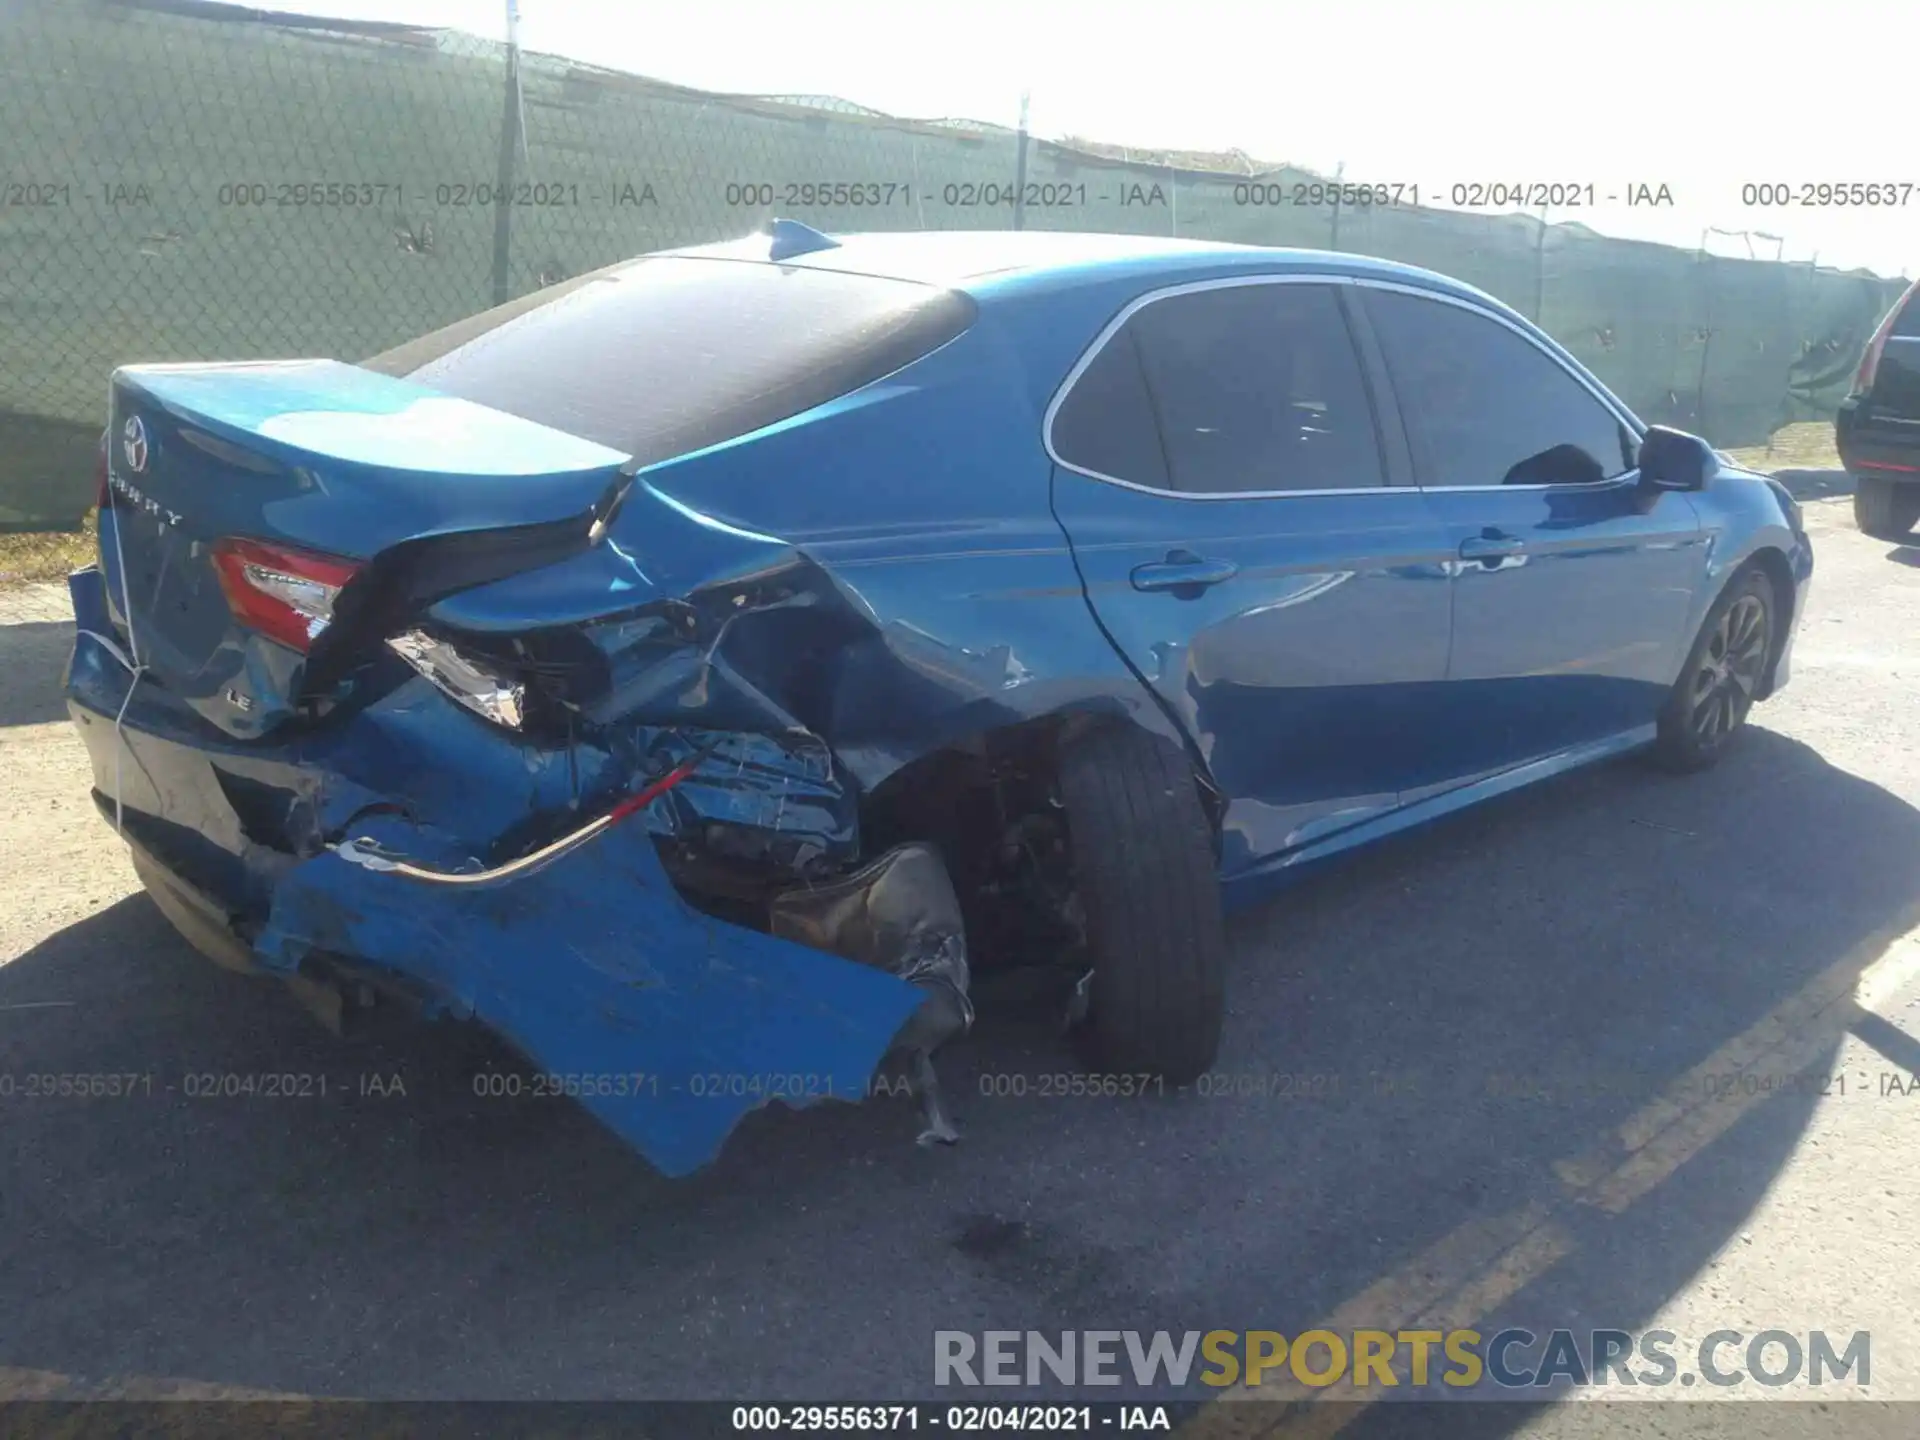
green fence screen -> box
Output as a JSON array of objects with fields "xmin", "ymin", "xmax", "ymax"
[{"xmin": 1, "ymin": 0, "xmax": 1906, "ymax": 528}]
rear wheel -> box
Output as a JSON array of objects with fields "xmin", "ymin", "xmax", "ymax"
[
  {"xmin": 1853, "ymin": 474, "xmax": 1920, "ymax": 541},
  {"xmin": 1649, "ymin": 566, "xmax": 1775, "ymax": 773},
  {"xmin": 1055, "ymin": 726, "xmax": 1225, "ymax": 1084}
]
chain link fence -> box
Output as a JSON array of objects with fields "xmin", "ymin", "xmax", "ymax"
[{"xmin": 1, "ymin": 0, "xmax": 1906, "ymax": 528}]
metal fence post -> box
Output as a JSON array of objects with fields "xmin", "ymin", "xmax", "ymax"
[
  {"xmin": 490, "ymin": 0, "xmax": 524, "ymax": 305},
  {"xmin": 1329, "ymin": 160, "xmax": 1344, "ymax": 251},
  {"xmin": 1011, "ymin": 90, "xmax": 1031, "ymax": 231},
  {"xmin": 1532, "ymin": 202, "xmax": 1549, "ymax": 324},
  {"xmin": 1694, "ymin": 232, "xmax": 1716, "ymax": 438}
]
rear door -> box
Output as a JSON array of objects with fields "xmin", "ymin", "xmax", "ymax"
[
  {"xmin": 1355, "ymin": 282, "xmax": 1707, "ymax": 791},
  {"xmin": 1047, "ymin": 276, "xmax": 1456, "ymax": 877}
]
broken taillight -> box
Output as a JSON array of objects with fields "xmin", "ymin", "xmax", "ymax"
[
  {"xmin": 210, "ymin": 537, "xmax": 361, "ymax": 654},
  {"xmin": 386, "ymin": 629, "xmax": 526, "ymax": 730}
]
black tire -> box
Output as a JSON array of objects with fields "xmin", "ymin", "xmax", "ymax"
[
  {"xmin": 1853, "ymin": 474, "xmax": 1920, "ymax": 541},
  {"xmin": 1649, "ymin": 565, "xmax": 1775, "ymax": 773},
  {"xmin": 1056, "ymin": 725, "xmax": 1226, "ymax": 1083}
]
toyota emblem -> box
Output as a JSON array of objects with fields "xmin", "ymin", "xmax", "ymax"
[{"xmin": 122, "ymin": 415, "xmax": 148, "ymax": 473}]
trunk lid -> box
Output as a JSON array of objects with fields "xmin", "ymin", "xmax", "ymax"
[{"xmin": 102, "ymin": 360, "xmax": 629, "ymax": 738}]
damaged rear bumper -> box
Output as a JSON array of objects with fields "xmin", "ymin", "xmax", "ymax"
[{"xmin": 65, "ymin": 567, "xmax": 969, "ymax": 1177}]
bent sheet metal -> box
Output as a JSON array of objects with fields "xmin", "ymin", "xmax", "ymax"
[{"xmin": 252, "ymin": 814, "xmax": 934, "ymax": 1178}]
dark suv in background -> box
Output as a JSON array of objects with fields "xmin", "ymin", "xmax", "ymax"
[{"xmin": 1838, "ymin": 277, "xmax": 1920, "ymax": 539}]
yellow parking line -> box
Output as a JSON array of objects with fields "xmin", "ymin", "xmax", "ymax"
[
  {"xmin": 1184, "ymin": 901, "xmax": 1920, "ymax": 1440},
  {"xmin": 1256, "ymin": 1217, "xmax": 1583, "ymax": 1440},
  {"xmin": 1407, "ymin": 1221, "xmax": 1578, "ymax": 1335},
  {"xmin": 0, "ymin": 1366, "xmax": 311, "ymax": 1400},
  {"xmin": 0, "ymin": 1369, "xmax": 72, "ymax": 1401},
  {"xmin": 1182, "ymin": 1202, "xmax": 1569, "ymax": 1438},
  {"xmin": 1297, "ymin": 1200, "xmax": 1562, "ymax": 1345},
  {"xmin": 1557, "ymin": 904, "xmax": 1920, "ymax": 1214}
]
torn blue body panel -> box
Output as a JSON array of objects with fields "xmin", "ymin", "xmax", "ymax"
[
  {"xmin": 253, "ymin": 817, "xmax": 927, "ymax": 1179},
  {"xmin": 68, "ymin": 562, "xmax": 858, "ymax": 899},
  {"xmin": 68, "ymin": 565, "xmax": 931, "ymax": 1174}
]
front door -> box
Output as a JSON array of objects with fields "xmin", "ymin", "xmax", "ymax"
[
  {"xmin": 1356, "ymin": 283, "xmax": 1708, "ymax": 793},
  {"xmin": 1048, "ymin": 278, "xmax": 1456, "ymax": 879}
]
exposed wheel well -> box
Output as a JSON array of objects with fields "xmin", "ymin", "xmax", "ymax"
[
  {"xmin": 859, "ymin": 712, "xmax": 1221, "ymax": 968},
  {"xmin": 863, "ymin": 712, "xmax": 1219, "ymax": 850}
]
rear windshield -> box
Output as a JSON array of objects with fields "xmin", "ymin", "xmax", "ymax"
[{"xmin": 363, "ymin": 257, "xmax": 976, "ymax": 467}]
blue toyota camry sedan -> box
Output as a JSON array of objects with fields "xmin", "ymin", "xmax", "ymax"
[{"xmin": 65, "ymin": 224, "xmax": 1813, "ymax": 1175}]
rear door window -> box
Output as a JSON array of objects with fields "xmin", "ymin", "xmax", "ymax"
[
  {"xmin": 364, "ymin": 257, "xmax": 975, "ymax": 467},
  {"xmin": 1049, "ymin": 326, "xmax": 1171, "ymax": 489},
  {"xmin": 1052, "ymin": 281, "xmax": 1386, "ymax": 495},
  {"xmin": 1129, "ymin": 282, "xmax": 1385, "ymax": 495}
]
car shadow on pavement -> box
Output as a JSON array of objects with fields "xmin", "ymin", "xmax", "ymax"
[
  {"xmin": 1225, "ymin": 726, "xmax": 1920, "ymax": 1438},
  {"xmin": 0, "ymin": 619, "xmax": 74, "ymax": 728},
  {"xmin": 2, "ymin": 726, "xmax": 1918, "ymax": 1405}
]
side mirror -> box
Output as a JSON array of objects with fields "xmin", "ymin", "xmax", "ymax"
[{"xmin": 1637, "ymin": 425, "xmax": 1718, "ymax": 492}]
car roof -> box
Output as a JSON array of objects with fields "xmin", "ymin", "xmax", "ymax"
[{"xmin": 661, "ymin": 227, "xmax": 1485, "ymax": 304}]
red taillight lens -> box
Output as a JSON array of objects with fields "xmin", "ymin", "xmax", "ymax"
[
  {"xmin": 210, "ymin": 537, "xmax": 361, "ymax": 654},
  {"xmin": 1856, "ymin": 279, "xmax": 1919, "ymax": 394},
  {"xmin": 95, "ymin": 429, "xmax": 110, "ymax": 510}
]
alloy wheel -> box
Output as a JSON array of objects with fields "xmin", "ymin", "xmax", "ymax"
[{"xmin": 1687, "ymin": 593, "xmax": 1769, "ymax": 747}]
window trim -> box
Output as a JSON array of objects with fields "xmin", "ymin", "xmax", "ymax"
[{"xmin": 1042, "ymin": 272, "xmax": 1646, "ymax": 501}]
